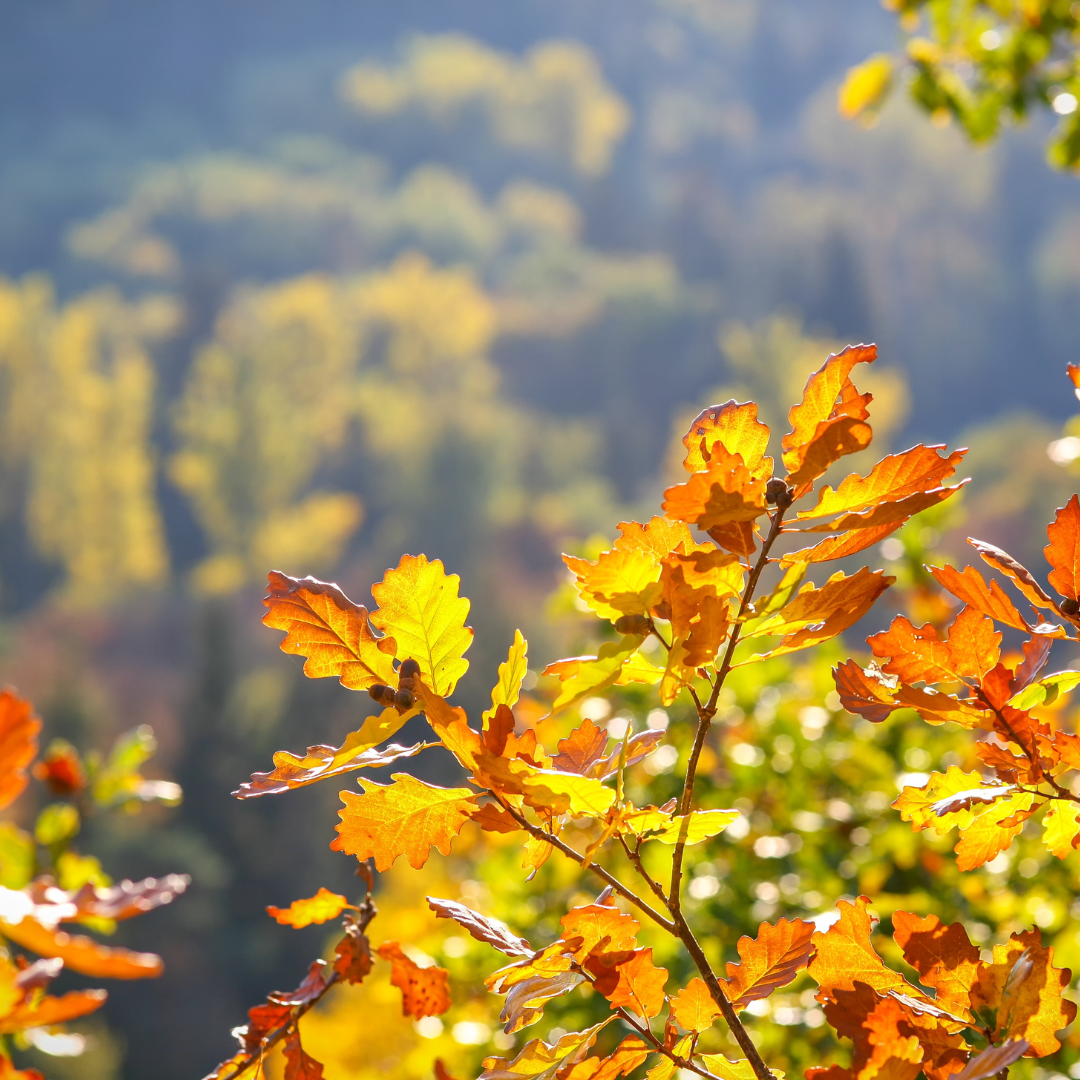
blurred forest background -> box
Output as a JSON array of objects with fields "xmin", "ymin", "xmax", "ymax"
[{"xmin": 1, "ymin": 0, "xmax": 1080, "ymax": 1077}]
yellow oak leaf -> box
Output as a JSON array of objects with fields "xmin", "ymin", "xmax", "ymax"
[
  {"xmin": 484, "ymin": 630, "xmax": 529, "ymax": 723},
  {"xmin": 266, "ymin": 888, "xmax": 353, "ymax": 928},
  {"xmin": 370, "ymin": 554, "xmax": 473, "ymax": 695}
]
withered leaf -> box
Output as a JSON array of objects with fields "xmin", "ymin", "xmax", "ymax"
[
  {"xmin": 334, "ymin": 917, "xmax": 373, "ymax": 984},
  {"xmin": 427, "ymin": 896, "xmax": 533, "ymax": 957},
  {"xmin": 377, "ymin": 942, "xmax": 451, "ymax": 1018},
  {"xmin": 951, "ymin": 1039, "xmax": 1029, "ymax": 1080},
  {"xmin": 283, "ymin": 1031, "xmax": 325, "ymax": 1080}
]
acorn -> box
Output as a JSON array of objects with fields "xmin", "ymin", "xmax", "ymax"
[
  {"xmin": 395, "ymin": 689, "xmax": 415, "ymax": 711},
  {"xmin": 1061, "ymin": 598, "xmax": 1080, "ymax": 617},
  {"xmin": 765, "ymin": 477, "xmax": 793, "ymax": 509},
  {"xmin": 614, "ymin": 614, "xmax": 651, "ymax": 636},
  {"xmin": 398, "ymin": 658, "xmax": 420, "ymax": 681},
  {"xmin": 368, "ymin": 684, "xmax": 397, "ymax": 708}
]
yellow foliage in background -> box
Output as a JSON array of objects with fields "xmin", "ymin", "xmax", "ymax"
[
  {"xmin": 170, "ymin": 274, "xmax": 364, "ymax": 594},
  {"xmin": 340, "ymin": 36, "xmax": 631, "ymax": 176},
  {"xmin": 0, "ymin": 277, "xmax": 173, "ymax": 604}
]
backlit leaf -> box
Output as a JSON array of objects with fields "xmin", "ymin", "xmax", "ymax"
[
  {"xmin": 719, "ymin": 918, "xmax": 816, "ymax": 1009},
  {"xmin": 0, "ymin": 916, "xmax": 163, "ymax": 978},
  {"xmin": 782, "ymin": 344, "xmax": 875, "ymax": 487},
  {"xmin": 779, "ymin": 521, "xmax": 901, "ymax": 567},
  {"xmin": 635, "ymin": 809, "xmax": 740, "ymax": 846},
  {"xmin": 484, "ymin": 630, "xmax": 529, "ymax": 723},
  {"xmin": 559, "ymin": 1037, "xmax": 650, "ymax": 1080},
  {"xmin": 0, "ymin": 987, "xmax": 107, "ymax": 1033},
  {"xmin": 868, "ymin": 606, "xmax": 1000, "ymax": 685},
  {"xmin": 370, "ymin": 554, "xmax": 473, "ymax": 695},
  {"xmin": 926, "ymin": 564, "xmax": 1031, "ymax": 633},
  {"xmin": 334, "ymin": 919, "xmax": 373, "ymax": 984},
  {"xmin": 1007, "ymin": 669, "xmax": 1080, "ymax": 710},
  {"xmin": 564, "ymin": 548, "xmax": 663, "ymax": 623},
  {"xmin": 541, "ymin": 637, "xmax": 645, "ymax": 716},
  {"xmin": 698, "ymin": 1056, "xmax": 781, "ymax": 1080},
  {"xmin": 0, "ymin": 690, "xmax": 40, "ymax": 812},
  {"xmin": 551, "ymin": 720, "xmax": 608, "ymax": 775},
  {"xmin": 968, "ymin": 538, "xmax": 1056, "ymax": 610},
  {"xmin": 681, "ymin": 401, "xmax": 772, "ymax": 478},
  {"xmin": 662, "ymin": 448, "xmax": 768, "ymax": 530},
  {"xmin": 234, "ymin": 726, "xmax": 425, "ymax": 798},
  {"xmin": 266, "ymin": 887, "xmax": 352, "ymax": 928},
  {"xmin": 559, "ymin": 903, "xmax": 640, "ymax": 960},
  {"xmin": 807, "ymin": 896, "xmax": 907, "ymax": 999},
  {"xmin": 427, "ymin": 896, "xmax": 533, "ymax": 957},
  {"xmin": 1045, "ymin": 494, "xmax": 1080, "ymax": 602},
  {"xmin": 838, "ymin": 54, "xmax": 893, "ymax": 118},
  {"xmin": 377, "ymin": 941, "xmax": 451, "ymax": 1018},
  {"xmin": 951, "ymin": 1039, "xmax": 1029, "ymax": 1080},
  {"xmin": 262, "ymin": 571, "xmax": 397, "ymax": 690},
  {"xmin": 587, "ymin": 947, "xmax": 668, "ymax": 1018},
  {"xmin": 283, "ymin": 1031, "xmax": 325, "ymax": 1080},
  {"xmin": 333, "ymin": 774, "xmax": 478, "ymax": 871},
  {"xmin": 670, "ymin": 977, "xmax": 721, "ymax": 1032},
  {"xmin": 799, "ymin": 445, "xmax": 965, "ymax": 521},
  {"xmin": 1041, "ymin": 802, "xmax": 1080, "ymax": 857},
  {"xmin": 480, "ymin": 1020, "xmax": 612, "ymax": 1080},
  {"xmin": 891, "ymin": 912, "xmax": 981, "ymax": 1020}
]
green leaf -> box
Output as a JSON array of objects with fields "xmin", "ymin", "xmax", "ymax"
[{"xmin": 1007, "ymin": 670, "xmax": 1080, "ymax": 710}]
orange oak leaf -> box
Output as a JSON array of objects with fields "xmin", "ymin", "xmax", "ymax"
[
  {"xmin": 480, "ymin": 1020, "xmax": 612, "ymax": 1080},
  {"xmin": 868, "ymin": 606, "xmax": 1000, "ymax": 685},
  {"xmin": 0, "ymin": 917, "xmax": 163, "ymax": 979},
  {"xmin": 334, "ymin": 918, "xmax": 374, "ymax": 984},
  {"xmin": 267, "ymin": 888, "xmax": 353, "ymax": 929},
  {"xmin": 968, "ymin": 539, "xmax": 1056, "ymax": 611},
  {"xmin": 378, "ymin": 941, "xmax": 451, "ymax": 1018},
  {"xmin": 780, "ymin": 520, "xmax": 901, "ymax": 567},
  {"xmin": 662, "ymin": 446, "xmax": 768, "ymax": 530},
  {"xmin": 564, "ymin": 548, "xmax": 664, "ymax": 623},
  {"xmin": 0, "ymin": 988, "xmax": 107, "ymax": 1033},
  {"xmin": 587, "ymin": 947, "xmax": 667, "ymax": 1019},
  {"xmin": 797, "ymin": 487, "xmax": 965, "ymax": 535},
  {"xmin": 435, "ymin": 1060, "xmax": 461, "ymax": 1080},
  {"xmin": 558, "ymin": 1036, "xmax": 650, "ymax": 1080},
  {"xmin": 859, "ymin": 996, "xmax": 925, "ymax": 1080},
  {"xmin": 1046, "ymin": 495, "xmax": 1080, "ymax": 602},
  {"xmin": 681, "ymin": 401, "xmax": 772, "ymax": 479},
  {"xmin": 283, "ymin": 1031, "xmax": 325, "ymax": 1080},
  {"xmin": 718, "ymin": 918, "xmax": 815, "ymax": 1009},
  {"xmin": 551, "ymin": 720, "xmax": 609, "ymax": 775},
  {"xmin": 891, "ymin": 912, "xmax": 981, "ymax": 1020},
  {"xmin": 669, "ymin": 977, "xmax": 721, "ymax": 1032},
  {"xmin": 926, "ymin": 565, "xmax": 1031, "ymax": 633},
  {"xmin": 414, "ymin": 681, "xmax": 484, "ymax": 770},
  {"xmin": 369, "ymin": 554, "xmax": 473, "ymax": 695},
  {"xmin": 983, "ymin": 930, "xmax": 1076, "ymax": 1055},
  {"xmin": 782, "ymin": 344, "xmax": 876, "ymax": 487},
  {"xmin": 262, "ymin": 571, "xmax": 398, "ymax": 691},
  {"xmin": 0, "ymin": 689, "xmax": 40, "ymax": 812},
  {"xmin": 559, "ymin": 903, "xmax": 640, "ymax": 961},
  {"xmin": 614, "ymin": 517, "xmax": 703, "ymax": 560},
  {"xmin": 799, "ymin": 445, "xmax": 966, "ymax": 521},
  {"xmin": 741, "ymin": 568, "xmax": 893, "ymax": 661},
  {"xmin": 808, "ymin": 897, "xmax": 907, "ymax": 1000},
  {"xmin": 427, "ymin": 896, "xmax": 533, "ymax": 957},
  {"xmin": 333, "ymin": 774, "xmax": 478, "ymax": 871}
]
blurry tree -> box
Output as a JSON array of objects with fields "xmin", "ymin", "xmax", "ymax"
[
  {"xmin": 843, "ymin": 0, "xmax": 1080, "ymax": 169},
  {"xmin": 339, "ymin": 36, "xmax": 632, "ymax": 178},
  {"xmin": 0, "ymin": 277, "xmax": 174, "ymax": 605}
]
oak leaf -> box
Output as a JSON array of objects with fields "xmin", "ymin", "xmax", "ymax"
[
  {"xmin": 682, "ymin": 401, "xmax": 772, "ymax": 478},
  {"xmin": 586, "ymin": 946, "xmax": 667, "ymax": 1018},
  {"xmin": 558, "ymin": 1036, "xmax": 650, "ymax": 1080},
  {"xmin": 868, "ymin": 606, "xmax": 1000, "ymax": 685},
  {"xmin": 484, "ymin": 630, "xmax": 529, "ymax": 723},
  {"xmin": 234, "ymin": 729, "xmax": 425, "ymax": 798},
  {"xmin": 427, "ymin": 896, "xmax": 532, "ymax": 957},
  {"xmin": 669, "ymin": 977, "xmax": 720, "ymax": 1032},
  {"xmin": 808, "ymin": 897, "xmax": 907, "ymax": 1001},
  {"xmin": 334, "ymin": 917, "xmax": 373, "ymax": 984},
  {"xmin": 0, "ymin": 916, "xmax": 163, "ymax": 978},
  {"xmin": 719, "ymin": 918, "xmax": 815, "ymax": 1009},
  {"xmin": 283, "ymin": 1031, "xmax": 325, "ymax": 1080},
  {"xmin": 0, "ymin": 690, "xmax": 40, "ymax": 812},
  {"xmin": 926, "ymin": 565, "xmax": 1031, "ymax": 633},
  {"xmin": 480, "ymin": 1020, "xmax": 612, "ymax": 1080},
  {"xmin": 1041, "ymin": 801, "xmax": 1080, "ymax": 857},
  {"xmin": 644, "ymin": 1033, "xmax": 692, "ymax": 1080},
  {"xmin": 267, "ymin": 888, "xmax": 352, "ymax": 928},
  {"xmin": 1046, "ymin": 494, "xmax": 1080, "ymax": 602},
  {"xmin": 262, "ymin": 572, "xmax": 398, "ymax": 691},
  {"xmin": 780, "ymin": 521, "xmax": 901, "ymax": 567},
  {"xmin": 333, "ymin": 774, "xmax": 478, "ymax": 871},
  {"xmin": 697, "ymin": 1056, "xmax": 779, "ymax": 1080},
  {"xmin": 891, "ymin": 912, "xmax": 980, "ymax": 1020},
  {"xmin": 613, "ymin": 517, "xmax": 703, "ymax": 560},
  {"xmin": 662, "ymin": 448, "xmax": 767, "ymax": 530},
  {"xmin": 951, "ymin": 1039, "xmax": 1029, "ymax": 1080},
  {"xmin": 564, "ymin": 548, "xmax": 664, "ymax": 623},
  {"xmin": 494, "ymin": 970, "xmax": 584, "ymax": 1033},
  {"xmin": 799, "ymin": 445, "xmax": 966, "ymax": 521},
  {"xmin": 370, "ymin": 554, "xmax": 473, "ymax": 695},
  {"xmin": 414, "ymin": 682, "xmax": 483, "ymax": 770},
  {"xmin": 559, "ymin": 903, "xmax": 640, "ymax": 961},
  {"xmin": 377, "ymin": 941, "xmax": 451, "ymax": 1018},
  {"xmin": 968, "ymin": 539, "xmax": 1056, "ymax": 611},
  {"xmin": 551, "ymin": 720, "xmax": 608, "ymax": 775},
  {"xmin": 782, "ymin": 344, "xmax": 875, "ymax": 488},
  {"xmin": 542, "ymin": 638, "xmax": 645, "ymax": 717}
]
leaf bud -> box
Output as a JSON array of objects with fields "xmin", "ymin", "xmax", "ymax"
[
  {"xmin": 766, "ymin": 477, "xmax": 793, "ymax": 509},
  {"xmin": 614, "ymin": 614, "xmax": 651, "ymax": 636},
  {"xmin": 399, "ymin": 658, "xmax": 421, "ymax": 680},
  {"xmin": 395, "ymin": 690, "xmax": 415, "ymax": 711}
]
